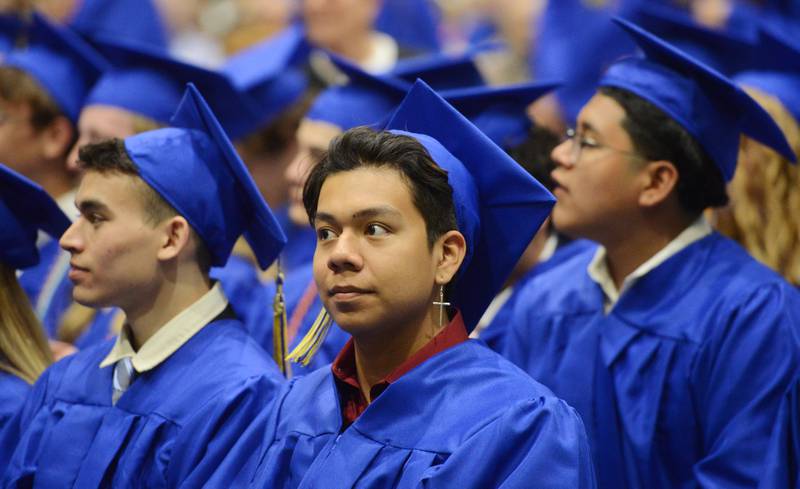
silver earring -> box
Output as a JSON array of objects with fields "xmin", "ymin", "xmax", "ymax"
[{"xmin": 432, "ymin": 284, "xmax": 451, "ymax": 327}]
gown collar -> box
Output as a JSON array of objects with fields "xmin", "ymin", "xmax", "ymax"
[{"xmin": 100, "ymin": 281, "xmax": 228, "ymax": 372}]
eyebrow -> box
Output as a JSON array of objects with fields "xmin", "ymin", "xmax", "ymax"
[
  {"xmin": 315, "ymin": 206, "xmax": 402, "ymax": 225},
  {"xmin": 75, "ymin": 199, "xmax": 111, "ymax": 215},
  {"xmin": 578, "ymin": 120, "xmax": 599, "ymax": 134}
]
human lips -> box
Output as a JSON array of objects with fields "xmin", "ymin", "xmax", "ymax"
[
  {"xmin": 67, "ymin": 262, "xmax": 90, "ymax": 281},
  {"xmin": 328, "ymin": 285, "xmax": 373, "ymax": 301}
]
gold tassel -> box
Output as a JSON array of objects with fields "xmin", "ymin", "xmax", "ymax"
[
  {"xmin": 272, "ymin": 260, "xmax": 291, "ymax": 378},
  {"xmin": 285, "ymin": 306, "xmax": 333, "ymax": 367}
]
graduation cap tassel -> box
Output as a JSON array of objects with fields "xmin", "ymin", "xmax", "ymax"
[
  {"xmin": 285, "ymin": 307, "xmax": 333, "ymax": 367},
  {"xmin": 272, "ymin": 259, "xmax": 292, "ymax": 378}
]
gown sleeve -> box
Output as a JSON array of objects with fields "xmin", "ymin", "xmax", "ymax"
[
  {"xmin": 418, "ymin": 396, "xmax": 596, "ymax": 489},
  {"xmin": 758, "ymin": 378, "xmax": 800, "ymax": 489},
  {"xmin": 691, "ymin": 284, "xmax": 800, "ymax": 488}
]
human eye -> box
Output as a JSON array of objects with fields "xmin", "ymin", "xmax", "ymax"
[
  {"xmin": 317, "ymin": 227, "xmax": 337, "ymax": 241},
  {"xmin": 365, "ymin": 223, "xmax": 389, "ymax": 237},
  {"xmin": 579, "ymin": 136, "xmax": 600, "ymax": 149},
  {"xmin": 87, "ymin": 213, "xmax": 105, "ymax": 226}
]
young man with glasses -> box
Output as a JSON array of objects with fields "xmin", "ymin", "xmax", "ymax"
[{"xmin": 504, "ymin": 19, "xmax": 800, "ymax": 489}]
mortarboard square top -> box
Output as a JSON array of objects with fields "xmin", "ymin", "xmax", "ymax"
[
  {"xmin": 383, "ymin": 80, "xmax": 555, "ymax": 333},
  {"xmin": 628, "ymin": 2, "xmax": 758, "ymax": 75},
  {"xmin": 599, "ymin": 18, "xmax": 795, "ymax": 182},
  {"xmin": 734, "ymin": 19, "xmax": 800, "ymax": 123},
  {"xmin": 390, "ymin": 47, "xmax": 487, "ymax": 90},
  {"xmin": 86, "ymin": 37, "xmax": 251, "ymax": 131},
  {"xmin": 0, "ymin": 164, "xmax": 71, "ymax": 269},
  {"xmin": 3, "ymin": 12, "xmax": 108, "ymax": 124},
  {"xmin": 123, "ymin": 84, "xmax": 286, "ymax": 271},
  {"xmin": 222, "ymin": 24, "xmax": 311, "ymax": 139},
  {"xmin": 306, "ymin": 53, "xmax": 410, "ymax": 131},
  {"xmin": 69, "ymin": 0, "xmax": 168, "ymax": 51},
  {"xmin": 441, "ymin": 81, "xmax": 559, "ymax": 149}
]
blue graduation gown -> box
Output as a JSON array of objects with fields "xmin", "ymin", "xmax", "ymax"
[
  {"xmin": 504, "ymin": 232, "xmax": 800, "ymax": 489},
  {"xmin": 0, "ymin": 372, "xmax": 29, "ymax": 433},
  {"xmin": 227, "ymin": 340, "xmax": 596, "ymax": 488},
  {"xmin": 479, "ymin": 238, "xmax": 594, "ymax": 352},
  {"xmin": 759, "ymin": 378, "xmax": 800, "ymax": 489},
  {"xmin": 0, "ymin": 317, "xmax": 285, "ymax": 487},
  {"xmin": 17, "ymin": 239, "xmax": 74, "ymax": 338}
]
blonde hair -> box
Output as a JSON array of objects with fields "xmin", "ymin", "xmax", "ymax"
[
  {"xmin": 715, "ymin": 87, "xmax": 800, "ymax": 286},
  {"xmin": 0, "ymin": 263, "xmax": 53, "ymax": 384}
]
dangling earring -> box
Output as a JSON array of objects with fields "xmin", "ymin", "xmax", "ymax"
[{"xmin": 432, "ymin": 284, "xmax": 451, "ymax": 327}]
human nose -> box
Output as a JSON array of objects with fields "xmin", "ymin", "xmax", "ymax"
[
  {"xmin": 551, "ymin": 138, "xmax": 576, "ymax": 169},
  {"xmin": 326, "ymin": 231, "xmax": 363, "ymax": 273},
  {"xmin": 59, "ymin": 220, "xmax": 84, "ymax": 254}
]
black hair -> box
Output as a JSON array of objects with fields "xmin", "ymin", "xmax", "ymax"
[
  {"xmin": 599, "ymin": 86, "xmax": 728, "ymax": 215},
  {"xmin": 303, "ymin": 126, "xmax": 458, "ymax": 248}
]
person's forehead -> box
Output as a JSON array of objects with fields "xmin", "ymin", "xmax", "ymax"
[
  {"xmin": 76, "ymin": 171, "xmax": 145, "ymax": 209},
  {"xmin": 318, "ymin": 167, "xmax": 416, "ymax": 214},
  {"xmin": 577, "ymin": 93, "xmax": 628, "ymax": 135},
  {"xmin": 298, "ymin": 118, "xmax": 342, "ymax": 152}
]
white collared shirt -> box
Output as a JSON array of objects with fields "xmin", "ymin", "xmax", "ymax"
[
  {"xmin": 588, "ymin": 217, "xmax": 712, "ymax": 313},
  {"xmin": 99, "ymin": 282, "xmax": 229, "ymax": 373}
]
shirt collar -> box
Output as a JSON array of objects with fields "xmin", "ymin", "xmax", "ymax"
[
  {"xmin": 332, "ymin": 311, "xmax": 469, "ymax": 390},
  {"xmin": 100, "ymin": 282, "xmax": 229, "ymax": 372},
  {"xmin": 588, "ymin": 216, "xmax": 712, "ymax": 312}
]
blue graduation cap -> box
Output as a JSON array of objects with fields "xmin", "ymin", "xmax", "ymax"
[
  {"xmin": 375, "ymin": 0, "xmax": 441, "ymax": 52},
  {"xmin": 222, "ymin": 24, "xmax": 310, "ymax": 139},
  {"xmin": 735, "ymin": 20, "xmax": 800, "ymax": 123},
  {"xmin": 627, "ymin": 3, "xmax": 758, "ymax": 75},
  {"xmin": 306, "ymin": 54, "xmax": 410, "ymax": 130},
  {"xmin": 384, "ymin": 80, "xmax": 555, "ymax": 332},
  {"xmin": 390, "ymin": 47, "xmax": 486, "ymax": 90},
  {"xmin": 3, "ymin": 12, "xmax": 108, "ymax": 123},
  {"xmin": 0, "ymin": 164, "xmax": 71, "ymax": 269},
  {"xmin": 599, "ymin": 18, "xmax": 795, "ymax": 182},
  {"xmin": 69, "ymin": 0, "xmax": 169, "ymax": 51},
  {"xmin": 441, "ymin": 81, "xmax": 559, "ymax": 148},
  {"xmin": 123, "ymin": 84, "xmax": 286, "ymax": 270},
  {"xmin": 530, "ymin": 0, "xmax": 636, "ymax": 124},
  {"xmin": 86, "ymin": 37, "xmax": 251, "ymax": 132},
  {"xmin": 0, "ymin": 13, "xmax": 22, "ymax": 55}
]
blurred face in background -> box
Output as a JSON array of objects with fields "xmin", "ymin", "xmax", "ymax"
[
  {"xmin": 302, "ymin": 0, "xmax": 380, "ymax": 50},
  {"xmin": 66, "ymin": 105, "xmax": 140, "ymax": 173},
  {"xmin": 285, "ymin": 117, "xmax": 342, "ymax": 226}
]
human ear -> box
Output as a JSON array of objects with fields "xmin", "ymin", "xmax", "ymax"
[
  {"xmin": 434, "ymin": 230, "xmax": 467, "ymax": 285},
  {"xmin": 40, "ymin": 116, "xmax": 75, "ymax": 160},
  {"xmin": 638, "ymin": 160, "xmax": 679, "ymax": 208},
  {"xmin": 156, "ymin": 216, "xmax": 192, "ymax": 262}
]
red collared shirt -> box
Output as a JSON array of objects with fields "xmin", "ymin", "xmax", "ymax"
[{"xmin": 331, "ymin": 312, "xmax": 469, "ymax": 429}]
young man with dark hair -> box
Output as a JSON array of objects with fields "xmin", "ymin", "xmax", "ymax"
[
  {"xmin": 2, "ymin": 13, "xmax": 107, "ymax": 345},
  {"xmin": 0, "ymin": 85, "xmax": 287, "ymax": 487},
  {"xmin": 214, "ymin": 81, "xmax": 595, "ymax": 488},
  {"xmin": 504, "ymin": 19, "xmax": 800, "ymax": 489}
]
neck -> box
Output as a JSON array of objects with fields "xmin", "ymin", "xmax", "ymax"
[
  {"xmin": 123, "ymin": 267, "xmax": 211, "ymax": 350},
  {"xmin": 327, "ymin": 30, "xmax": 375, "ymax": 66},
  {"xmin": 602, "ymin": 211, "xmax": 694, "ymax": 290},
  {"xmin": 352, "ymin": 305, "xmax": 443, "ymax": 402}
]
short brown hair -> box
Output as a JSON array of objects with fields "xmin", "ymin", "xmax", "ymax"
[
  {"xmin": 78, "ymin": 138, "xmax": 212, "ymax": 271},
  {"xmin": 0, "ymin": 66, "xmax": 65, "ymax": 131}
]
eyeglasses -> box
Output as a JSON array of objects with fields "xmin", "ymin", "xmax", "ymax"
[{"xmin": 561, "ymin": 127, "xmax": 645, "ymax": 163}]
